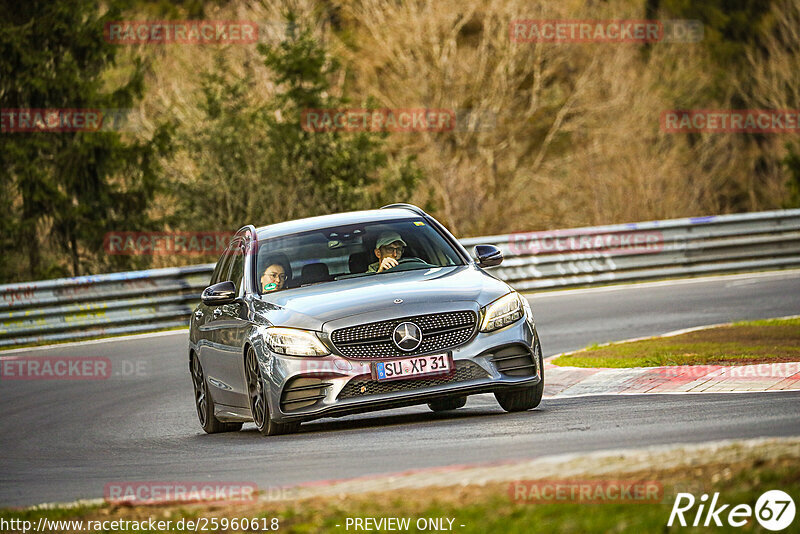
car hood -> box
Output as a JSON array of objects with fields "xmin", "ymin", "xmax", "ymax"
[{"xmin": 255, "ymin": 265, "xmax": 511, "ymax": 331}]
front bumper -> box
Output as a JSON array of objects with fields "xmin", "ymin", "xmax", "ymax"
[{"xmin": 260, "ymin": 318, "xmax": 541, "ymax": 423}]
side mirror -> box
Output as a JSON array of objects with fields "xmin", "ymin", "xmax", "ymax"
[
  {"xmin": 202, "ymin": 281, "xmax": 236, "ymax": 306},
  {"xmin": 474, "ymin": 244, "xmax": 503, "ymax": 268}
]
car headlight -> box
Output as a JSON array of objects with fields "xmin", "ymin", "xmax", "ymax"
[
  {"xmin": 480, "ymin": 292, "xmax": 525, "ymax": 332},
  {"xmin": 262, "ymin": 327, "xmax": 330, "ymax": 356}
]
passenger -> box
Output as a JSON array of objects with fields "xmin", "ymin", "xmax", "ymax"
[
  {"xmin": 261, "ymin": 262, "xmax": 288, "ymax": 292},
  {"xmin": 367, "ymin": 232, "xmax": 407, "ymax": 273}
]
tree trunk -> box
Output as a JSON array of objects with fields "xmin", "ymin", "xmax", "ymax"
[
  {"xmin": 21, "ymin": 182, "xmax": 41, "ymax": 277},
  {"xmin": 69, "ymin": 227, "xmax": 80, "ymax": 277}
]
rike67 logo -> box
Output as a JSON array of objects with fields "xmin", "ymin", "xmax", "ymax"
[{"xmin": 668, "ymin": 490, "xmax": 796, "ymax": 531}]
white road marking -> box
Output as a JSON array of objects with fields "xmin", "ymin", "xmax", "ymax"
[
  {"xmin": 525, "ymin": 268, "xmax": 800, "ymax": 298},
  {"xmin": 0, "ymin": 329, "xmax": 188, "ymax": 354},
  {"xmin": 544, "ymin": 389, "xmax": 800, "ymax": 399}
]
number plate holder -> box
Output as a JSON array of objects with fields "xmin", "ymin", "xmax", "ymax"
[{"xmin": 372, "ymin": 353, "xmax": 453, "ymax": 382}]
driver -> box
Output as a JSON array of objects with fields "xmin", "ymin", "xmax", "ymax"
[
  {"xmin": 261, "ymin": 261, "xmax": 289, "ymax": 292},
  {"xmin": 367, "ymin": 232, "xmax": 407, "ymax": 273}
]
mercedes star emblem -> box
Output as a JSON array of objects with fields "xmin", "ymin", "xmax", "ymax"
[{"xmin": 392, "ymin": 322, "xmax": 422, "ymax": 351}]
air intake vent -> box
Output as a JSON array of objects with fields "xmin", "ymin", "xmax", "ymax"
[
  {"xmin": 280, "ymin": 377, "xmax": 332, "ymax": 411},
  {"xmin": 490, "ymin": 345, "xmax": 537, "ymax": 377}
]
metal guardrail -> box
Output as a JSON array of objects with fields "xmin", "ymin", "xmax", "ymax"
[{"xmin": 2, "ymin": 209, "xmax": 799, "ymax": 348}]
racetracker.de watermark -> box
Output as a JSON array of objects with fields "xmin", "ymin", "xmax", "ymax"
[
  {"xmin": 661, "ymin": 110, "xmax": 800, "ymax": 133},
  {"xmin": 298, "ymin": 358, "xmax": 371, "ymax": 376},
  {"xmin": 662, "ymin": 362, "xmax": 800, "ymax": 379},
  {"xmin": 104, "ymin": 482, "xmax": 258, "ymax": 505},
  {"xmin": 104, "ymin": 21, "xmax": 258, "ymax": 44},
  {"xmin": 509, "ymin": 19, "xmax": 703, "ymax": 43},
  {"xmin": 302, "ymin": 108, "xmax": 457, "ymax": 132},
  {"xmin": 0, "ymin": 356, "xmax": 111, "ymax": 380},
  {"xmin": 104, "ymin": 232, "xmax": 236, "ymax": 256},
  {"xmin": 508, "ymin": 229, "xmax": 664, "ymax": 256},
  {"xmin": 509, "ymin": 479, "xmax": 663, "ymax": 503},
  {"xmin": 1, "ymin": 108, "xmax": 141, "ymax": 133}
]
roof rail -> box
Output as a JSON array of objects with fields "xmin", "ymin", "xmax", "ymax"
[{"xmin": 380, "ymin": 203, "xmax": 427, "ymax": 217}]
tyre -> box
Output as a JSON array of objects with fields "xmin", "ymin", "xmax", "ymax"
[
  {"xmin": 494, "ymin": 337, "xmax": 544, "ymax": 412},
  {"xmin": 428, "ymin": 396, "xmax": 467, "ymax": 412},
  {"xmin": 191, "ymin": 354, "xmax": 243, "ymax": 434},
  {"xmin": 245, "ymin": 347, "xmax": 300, "ymax": 436}
]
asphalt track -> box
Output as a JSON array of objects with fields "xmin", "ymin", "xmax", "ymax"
[{"xmin": 1, "ymin": 270, "xmax": 800, "ymax": 507}]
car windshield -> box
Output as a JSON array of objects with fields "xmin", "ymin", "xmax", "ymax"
[{"xmin": 255, "ymin": 218, "xmax": 464, "ymax": 293}]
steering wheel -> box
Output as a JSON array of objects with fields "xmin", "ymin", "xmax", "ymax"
[{"xmin": 382, "ymin": 257, "xmax": 435, "ymax": 272}]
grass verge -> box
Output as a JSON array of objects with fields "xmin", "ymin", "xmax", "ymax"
[{"xmin": 552, "ymin": 317, "xmax": 800, "ymax": 368}]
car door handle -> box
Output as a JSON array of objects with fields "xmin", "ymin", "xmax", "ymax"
[
  {"xmin": 212, "ymin": 308, "xmax": 222, "ymax": 318},
  {"xmin": 194, "ymin": 310, "xmax": 203, "ymax": 320}
]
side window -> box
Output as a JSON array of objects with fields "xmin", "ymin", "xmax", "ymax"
[
  {"xmin": 228, "ymin": 242, "xmax": 245, "ymax": 296},
  {"xmin": 209, "ymin": 261, "xmax": 223, "ymax": 286},
  {"xmin": 212, "ymin": 240, "xmax": 237, "ymax": 285}
]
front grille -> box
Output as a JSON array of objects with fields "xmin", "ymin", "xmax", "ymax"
[
  {"xmin": 330, "ymin": 311, "xmax": 477, "ymax": 360},
  {"xmin": 337, "ymin": 360, "xmax": 489, "ymax": 400},
  {"xmin": 490, "ymin": 344, "xmax": 538, "ymax": 377},
  {"xmin": 280, "ymin": 377, "xmax": 332, "ymax": 411}
]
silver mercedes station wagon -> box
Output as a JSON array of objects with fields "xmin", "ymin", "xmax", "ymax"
[{"xmin": 188, "ymin": 204, "xmax": 543, "ymax": 436}]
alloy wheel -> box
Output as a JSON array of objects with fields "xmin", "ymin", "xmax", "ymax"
[
  {"xmin": 191, "ymin": 356, "xmax": 208, "ymax": 427},
  {"xmin": 246, "ymin": 348, "xmax": 266, "ymax": 429}
]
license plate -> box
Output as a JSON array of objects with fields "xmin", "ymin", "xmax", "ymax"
[{"xmin": 373, "ymin": 353, "xmax": 452, "ymax": 382}]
